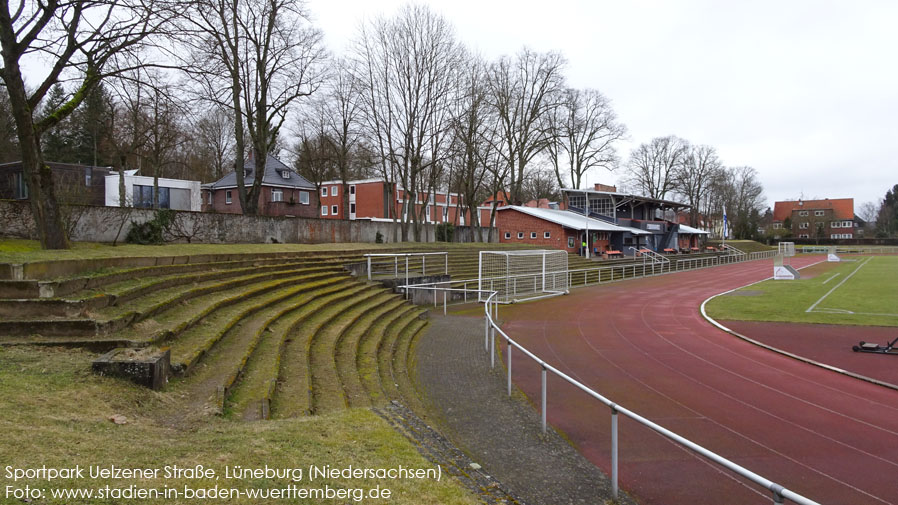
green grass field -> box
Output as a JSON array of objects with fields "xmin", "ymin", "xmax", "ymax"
[{"xmin": 706, "ymin": 255, "xmax": 898, "ymax": 327}]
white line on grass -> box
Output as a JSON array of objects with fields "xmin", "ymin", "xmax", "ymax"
[
  {"xmin": 821, "ymin": 273, "xmax": 841, "ymax": 285},
  {"xmin": 806, "ymin": 257, "xmax": 872, "ymax": 313}
]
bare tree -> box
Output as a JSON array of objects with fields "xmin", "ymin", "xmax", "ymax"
[
  {"xmin": 446, "ymin": 54, "xmax": 495, "ymax": 240},
  {"xmin": 181, "ymin": 0, "xmax": 325, "ymax": 215},
  {"xmin": 193, "ymin": 107, "xmax": 236, "ymax": 181},
  {"xmin": 351, "ymin": 4, "xmax": 463, "ymax": 241},
  {"xmin": 0, "ymin": 87, "xmax": 18, "ymax": 162},
  {"xmin": 548, "ymin": 87, "xmax": 625, "ymax": 189},
  {"xmin": 0, "ymin": 0, "xmax": 164, "ymax": 248},
  {"xmin": 675, "ymin": 144, "xmax": 722, "ymax": 227},
  {"xmin": 625, "ymin": 135, "xmax": 689, "ymax": 202},
  {"xmin": 487, "ymin": 48, "xmax": 566, "ymax": 205}
]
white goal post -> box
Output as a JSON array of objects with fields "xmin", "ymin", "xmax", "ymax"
[
  {"xmin": 778, "ymin": 242, "xmax": 796, "ymax": 257},
  {"xmin": 478, "ymin": 250, "xmax": 569, "ymax": 303}
]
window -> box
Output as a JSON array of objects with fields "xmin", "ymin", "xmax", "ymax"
[
  {"xmin": 799, "ymin": 222, "xmax": 808, "ymax": 229},
  {"xmin": 589, "ymin": 197, "xmax": 614, "ymax": 216},
  {"xmin": 568, "ymin": 237, "xmax": 575, "ymax": 248},
  {"xmin": 349, "ymin": 185, "xmax": 355, "ymax": 195},
  {"xmin": 443, "ymin": 207, "xmax": 448, "ymax": 221},
  {"xmin": 331, "ymin": 186, "xmax": 338, "ymax": 196},
  {"xmin": 225, "ymin": 190, "xmax": 232, "ymax": 205},
  {"xmin": 207, "ymin": 192, "xmax": 212, "ymax": 205},
  {"xmin": 517, "ymin": 232, "xmax": 524, "ymax": 239},
  {"xmin": 831, "ymin": 221, "xmax": 840, "ymax": 228},
  {"xmin": 331, "ymin": 205, "xmax": 338, "ymax": 215},
  {"xmin": 84, "ymin": 167, "xmax": 92, "ymax": 186},
  {"xmin": 14, "ymin": 172, "xmax": 28, "ymax": 199},
  {"xmin": 321, "ymin": 205, "xmax": 328, "ymax": 216},
  {"xmin": 426, "ymin": 206, "xmax": 431, "ymax": 221},
  {"xmin": 133, "ymin": 185, "xmax": 170, "ymax": 208},
  {"xmin": 299, "ymin": 191, "xmax": 309, "ymax": 205},
  {"xmin": 844, "ymin": 220, "xmax": 852, "ymax": 227},
  {"xmin": 281, "ymin": 170, "xmax": 291, "ymax": 179},
  {"xmin": 815, "ymin": 210, "xmax": 824, "ymax": 216},
  {"xmin": 799, "ymin": 234, "xmax": 809, "ymax": 238},
  {"xmin": 530, "ymin": 232, "xmax": 537, "ymax": 239},
  {"xmin": 773, "ymin": 223, "xmax": 782, "ymax": 229},
  {"xmin": 350, "ymin": 203, "xmax": 356, "ymax": 214},
  {"xmin": 504, "ymin": 232, "xmax": 511, "ymax": 239},
  {"xmin": 568, "ymin": 194, "xmax": 587, "ymax": 210},
  {"xmin": 271, "ymin": 188, "xmax": 283, "ymax": 202},
  {"xmin": 544, "ymin": 231, "xmax": 551, "ymax": 239}
]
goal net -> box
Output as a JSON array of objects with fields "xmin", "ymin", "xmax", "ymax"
[
  {"xmin": 478, "ymin": 250, "xmax": 569, "ymax": 303},
  {"xmin": 778, "ymin": 242, "xmax": 796, "ymax": 257}
]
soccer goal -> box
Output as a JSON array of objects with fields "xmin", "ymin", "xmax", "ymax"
[
  {"xmin": 478, "ymin": 250, "xmax": 569, "ymax": 303},
  {"xmin": 778, "ymin": 242, "xmax": 796, "ymax": 257}
]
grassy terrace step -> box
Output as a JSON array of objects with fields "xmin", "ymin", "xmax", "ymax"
[
  {"xmin": 166, "ymin": 279, "xmax": 358, "ymax": 415},
  {"xmin": 336, "ymin": 296, "xmax": 408, "ymax": 409},
  {"xmin": 224, "ymin": 280, "xmax": 360, "ymax": 421},
  {"xmin": 307, "ymin": 289, "xmax": 390, "ymax": 415},
  {"xmin": 269, "ymin": 283, "xmax": 377, "ymax": 419},
  {"xmin": 167, "ymin": 275, "xmax": 350, "ymax": 374},
  {"xmin": 376, "ymin": 308, "xmax": 427, "ymax": 403},
  {"xmin": 357, "ymin": 304, "xmax": 417, "ymax": 406},
  {"xmin": 390, "ymin": 315, "xmax": 430, "ymax": 414},
  {"xmin": 96, "ymin": 263, "xmax": 343, "ymax": 323},
  {"xmin": 15, "ymin": 253, "xmax": 362, "ymax": 299},
  {"xmin": 102, "ymin": 270, "xmax": 346, "ymax": 346}
]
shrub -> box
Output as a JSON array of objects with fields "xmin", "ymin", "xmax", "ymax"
[
  {"xmin": 126, "ymin": 209, "xmax": 175, "ymax": 245},
  {"xmin": 435, "ymin": 223, "xmax": 454, "ymax": 242},
  {"xmin": 375, "ymin": 231, "xmax": 384, "ymax": 244}
]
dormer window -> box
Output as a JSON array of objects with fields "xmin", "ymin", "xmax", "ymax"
[{"xmin": 281, "ymin": 170, "xmax": 291, "ymax": 179}]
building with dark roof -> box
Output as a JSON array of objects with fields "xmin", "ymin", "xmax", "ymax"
[
  {"xmin": 0, "ymin": 161, "xmax": 111, "ymax": 205},
  {"xmin": 201, "ymin": 154, "xmax": 318, "ymax": 217}
]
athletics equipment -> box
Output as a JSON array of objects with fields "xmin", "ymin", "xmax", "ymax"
[
  {"xmin": 827, "ymin": 246, "xmax": 841, "ymax": 262},
  {"xmin": 774, "ymin": 242, "xmax": 800, "ymax": 280},
  {"xmin": 478, "ymin": 250, "xmax": 569, "ymax": 303},
  {"xmin": 853, "ymin": 336, "xmax": 898, "ymax": 355}
]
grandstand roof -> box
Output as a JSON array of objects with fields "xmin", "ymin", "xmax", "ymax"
[
  {"xmin": 499, "ymin": 206, "xmax": 651, "ymax": 234},
  {"xmin": 561, "ymin": 188, "xmax": 688, "ymax": 208},
  {"xmin": 678, "ymin": 224, "xmax": 710, "ymax": 235},
  {"xmin": 773, "ymin": 198, "xmax": 854, "ymax": 221}
]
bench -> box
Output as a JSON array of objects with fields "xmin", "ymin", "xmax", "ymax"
[
  {"xmin": 663, "ymin": 248, "xmax": 676, "ymax": 254},
  {"xmin": 606, "ymin": 250, "xmax": 622, "ymax": 258}
]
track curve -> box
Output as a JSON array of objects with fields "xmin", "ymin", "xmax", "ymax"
[{"xmin": 500, "ymin": 255, "xmax": 898, "ymax": 505}]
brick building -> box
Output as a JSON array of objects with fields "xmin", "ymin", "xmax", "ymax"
[
  {"xmin": 202, "ymin": 155, "xmax": 318, "ymax": 217},
  {"xmin": 772, "ymin": 198, "xmax": 859, "ymax": 239},
  {"xmin": 0, "ymin": 161, "xmax": 110, "ymax": 205},
  {"xmin": 496, "ymin": 205, "xmax": 653, "ymax": 256},
  {"xmin": 317, "ymin": 178, "xmax": 491, "ymax": 225}
]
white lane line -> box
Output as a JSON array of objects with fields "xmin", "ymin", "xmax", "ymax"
[
  {"xmin": 806, "ymin": 257, "xmax": 871, "ymax": 313},
  {"xmin": 821, "ymin": 272, "xmax": 841, "ymax": 285}
]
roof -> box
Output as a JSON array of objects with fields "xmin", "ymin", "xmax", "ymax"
[
  {"xmin": 773, "ymin": 198, "xmax": 854, "ymax": 221},
  {"xmin": 483, "ymin": 191, "xmax": 511, "ymax": 206},
  {"xmin": 678, "ymin": 224, "xmax": 710, "ymax": 235},
  {"xmin": 499, "ymin": 206, "xmax": 650, "ymax": 234},
  {"xmin": 562, "ymin": 188, "xmax": 688, "ymax": 208},
  {"xmin": 206, "ymin": 154, "xmax": 315, "ymax": 190}
]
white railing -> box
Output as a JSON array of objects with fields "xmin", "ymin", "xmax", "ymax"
[
  {"xmin": 722, "ymin": 244, "xmax": 746, "ymax": 257},
  {"xmin": 364, "ymin": 252, "xmax": 448, "ymax": 283},
  {"xmin": 397, "ymin": 257, "xmax": 822, "ymax": 505},
  {"xmin": 750, "ymin": 249, "xmax": 778, "ymax": 260},
  {"xmin": 801, "ymin": 245, "xmax": 898, "ymax": 255}
]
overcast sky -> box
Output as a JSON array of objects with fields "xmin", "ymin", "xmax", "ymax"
[{"xmin": 306, "ymin": 0, "xmax": 896, "ymax": 211}]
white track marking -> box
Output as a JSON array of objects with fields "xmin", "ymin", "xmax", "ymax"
[
  {"xmin": 821, "ymin": 272, "xmax": 841, "ymax": 285},
  {"xmin": 806, "ymin": 257, "xmax": 872, "ymax": 313}
]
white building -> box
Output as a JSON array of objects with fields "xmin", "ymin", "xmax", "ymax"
[{"xmin": 105, "ymin": 171, "xmax": 202, "ymax": 212}]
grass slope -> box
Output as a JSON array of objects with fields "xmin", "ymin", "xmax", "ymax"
[
  {"xmin": 706, "ymin": 255, "xmax": 898, "ymax": 327},
  {"xmin": 0, "ymin": 346, "xmax": 479, "ymax": 505}
]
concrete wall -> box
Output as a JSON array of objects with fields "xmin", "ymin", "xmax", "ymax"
[{"xmin": 0, "ymin": 199, "xmax": 496, "ymax": 245}]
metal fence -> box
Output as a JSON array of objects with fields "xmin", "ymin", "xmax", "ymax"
[
  {"xmin": 801, "ymin": 245, "xmax": 898, "ymax": 255},
  {"xmin": 364, "ymin": 252, "xmax": 448, "ymax": 283},
  {"xmin": 398, "ymin": 250, "xmax": 821, "ymax": 505}
]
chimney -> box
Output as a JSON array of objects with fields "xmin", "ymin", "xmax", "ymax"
[{"xmin": 594, "ymin": 183, "xmax": 617, "ymax": 193}]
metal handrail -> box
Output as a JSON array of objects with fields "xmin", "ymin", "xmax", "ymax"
[
  {"xmin": 364, "ymin": 252, "xmax": 449, "ymax": 282},
  {"xmin": 397, "ymin": 253, "xmax": 822, "ymax": 505},
  {"xmin": 480, "ymin": 290, "xmax": 820, "ymax": 505}
]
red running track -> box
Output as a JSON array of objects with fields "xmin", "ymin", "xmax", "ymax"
[{"xmin": 499, "ymin": 255, "xmax": 898, "ymax": 505}]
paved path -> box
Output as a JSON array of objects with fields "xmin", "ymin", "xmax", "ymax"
[
  {"xmin": 498, "ymin": 256, "xmax": 898, "ymax": 505},
  {"xmin": 415, "ymin": 314, "xmax": 636, "ymax": 505}
]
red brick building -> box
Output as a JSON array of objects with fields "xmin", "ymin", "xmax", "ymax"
[
  {"xmin": 317, "ymin": 178, "xmax": 491, "ymax": 225},
  {"xmin": 202, "ymin": 155, "xmax": 318, "ymax": 217},
  {"xmin": 772, "ymin": 198, "xmax": 859, "ymax": 239}
]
